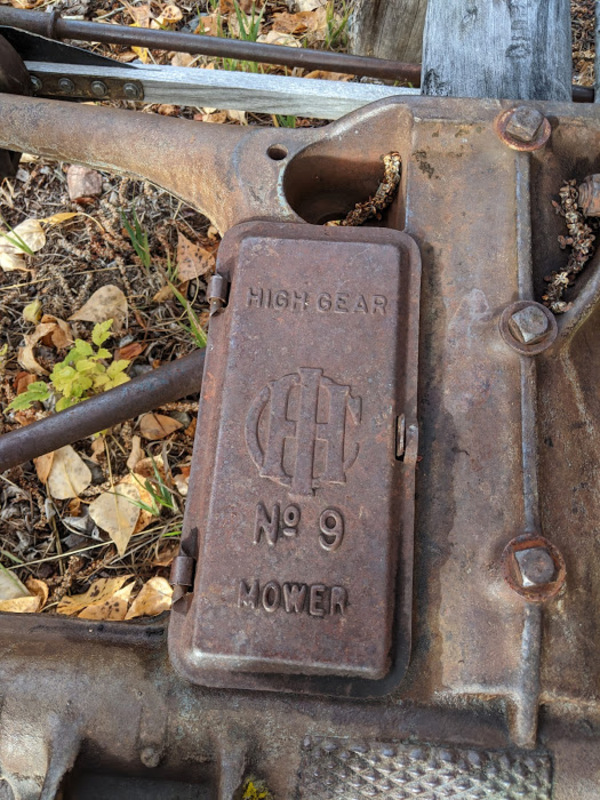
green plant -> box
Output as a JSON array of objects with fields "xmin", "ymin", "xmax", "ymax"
[
  {"xmin": 274, "ymin": 114, "xmax": 297, "ymax": 128},
  {"xmin": 0, "ymin": 215, "xmax": 34, "ymax": 255},
  {"xmin": 129, "ymin": 458, "xmax": 178, "ymax": 517},
  {"xmin": 6, "ymin": 320, "xmax": 130, "ymax": 413},
  {"xmin": 325, "ymin": 0, "xmax": 349, "ymax": 50},
  {"xmin": 121, "ymin": 207, "xmax": 151, "ymax": 269},
  {"xmin": 170, "ymin": 283, "xmax": 208, "ymax": 349},
  {"xmin": 222, "ymin": 0, "xmax": 265, "ymax": 73}
]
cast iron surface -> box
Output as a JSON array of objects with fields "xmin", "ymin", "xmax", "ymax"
[
  {"xmin": 169, "ymin": 222, "xmax": 420, "ymax": 693},
  {"xmin": 1, "ymin": 86, "xmax": 600, "ymax": 796}
]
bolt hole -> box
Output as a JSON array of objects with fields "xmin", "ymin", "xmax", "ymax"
[{"xmin": 267, "ymin": 144, "xmax": 288, "ymax": 161}]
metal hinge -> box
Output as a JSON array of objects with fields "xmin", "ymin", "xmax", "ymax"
[
  {"xmin": 170, "ymin": 554, "xmax": 196, "ymax": 603},
  {"xmin": 208, "ymin": 273, "xmax": 229, "ymax": 316}
]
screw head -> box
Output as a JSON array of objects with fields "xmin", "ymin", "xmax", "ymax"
[
  {"xmin": 504, "ymin": 106, "xmax": 545, "ymax": 143},
  {"xmin": 90, "ymin": 80, "xmax": 108, "ymax": 98},
  {"xmin": 30, "ymin": 76, "xmax": 42, "ymax": 92},
  {"xmin": 508, "ymin": 305, "xmax": 550, "ymax": 344},
  {"xmin": 140, "ymin": 746, "xmax": 161, "ymax": 768},
  {"xmin": 58, "ymin": 77, "xmax": 75, "ymax": 94},
  {"xmin": 515, "ymin": 547, "xmax": 556, "ymax": 587},
  {"xmin": 123, "ymin": 82, "xmax": 140, "ymax": 100}
]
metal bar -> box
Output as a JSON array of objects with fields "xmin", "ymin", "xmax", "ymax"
[
  {"xmin": 26, "ymin": 60, "xmax": 418, "ymax": 119},
  {"xmin": 0, "ymin": 7, "xmax": 422, "ymax": 84},
  {"xmin": 0, "ymin": 349, "xmax": 205, "ymax": 472}
]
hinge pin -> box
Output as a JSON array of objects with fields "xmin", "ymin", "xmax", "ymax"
[{"xmin": 208, "ymin": 273, "xmax": 228, "ymax": 316}]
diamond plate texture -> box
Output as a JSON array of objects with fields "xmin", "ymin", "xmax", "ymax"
[{"xmin": 296, "ymin": 738, "xmax": 552, "ymax": 799}]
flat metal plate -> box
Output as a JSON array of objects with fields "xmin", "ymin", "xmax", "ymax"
[{"xmin": 169, "ymin": 221, "xmax": 420, "ymax": 694}]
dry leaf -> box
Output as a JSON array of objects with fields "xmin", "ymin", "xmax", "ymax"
[
  {"xmin": 176, "ymin": 232, "xmax": 215, "ymax": 281},
  {"xmin": 116, "ymin": 341, "xmax": 144, "ymax": 361},
  {"xmin": 152, "ymin": 542, "xmax": 179, "ymax": 568},
  {"xmin": 14, "ymin": 371, "xmax": 38, "ymax": 396},
  {"xmin": 139, "ymin": 412, "xmax": 183, "ymax": 440},
  {"xmin": 153, "ymin": 284, "xmax": 174, "ymax": 303},
  {"xmin": 258, "ymin": 30, "xmax": 302, "ymax": 47},
  {"xmin": 156, "ymin": 3, "xmax": 182, "ymax": 25},
  {"xmin": 22, "ymin": 299, "xmax": 42, "ymax": 323},
  {"xmin": 69, "ymin": 285, "xmax": 128, "ymax": 330},
  {"xmin": 34, "ymin": 451, "xmax": 55, "ymax": 484},
  {"xmin": 173, "ymin": 471, "xmax": 189, "ymax": 496},
  {"xmin": 0, "ymin": 252, "xmax": 29, "ymax": 272},
  {"xmin": 0, "ymin": 596, "xmax": 40, "ymax": 613},
  {"xmin": 195, "ymin": 14, "xmax": 220, "ymax": 36},
  {"xmin": 0, "ymin": 564, "xmax": 30, "ymax": 601},
  {"xmin": 38, "ymin": 314, "xmax": 73, "ymax": 350},
  {"xmin": 57, "ymin": 575, "xmax": 133, "ymax": 616},
  {"xmin": 17, "ymin": 343, "xmax": 48, "ymax": 375},
  {"xmin": 26, "ymin": 577, "xmax": 49, "ymax": 609},
  {"xmin": 78, "ymin": 581, "xmax": 135, "ymax": 620},
  {"xmin": 304, "ymin": 69, "xmax": 352, "ymax": 81},
  {"xmin": 194, "ymin": 110, "xmax": 228, "ymax": 124},
  {"xmin": 67, "ymin": 497, "xmax": 82, "ymax": 516},
  {"xmin": 126, "ymin": 435, "xmax": 144, "ymax": 471},
  {"xmin": 0, "ymin": 218, "xmax": 46, "ymax": 256},
  {"xmin": 226, "ymin": 109, "xmax": 247, "ymax": 125},
  {"xmin": 126, "ymin": 577, "xmax": 173, "ymax": 619},
  {"xmin": 171, "ymin": 52, "xmax": 195, "ymax": 67},
  {"xmin": 126, "ymin": 3, "xmax": 153, "ymax": 26},
  {"xmin": 88, "ymin": 484, "xmax": 141, "ymax": 556},
  {"xmin": 39, "ymin": 212, "xmax": 82, "ymax": 225},
  {"xmin": 46, "ymin": 445, "xmax": 92, "ymax": 500}
]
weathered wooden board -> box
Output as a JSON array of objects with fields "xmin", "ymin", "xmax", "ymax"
[
  {"xmin": 421, "ymin": 0, "xmax": 572, "ymax": 101},
  {"xmin": 348, "ymin": 0, "xmax": 428, "ymax": 64},
  {"xmin": 25, "ymin": 61, "xmax": 417, "ymax": 119}
]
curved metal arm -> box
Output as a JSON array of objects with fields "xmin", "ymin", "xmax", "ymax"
[{"xmin": 0, "ymin": 93, "xmax": 308, "ymax": 232}]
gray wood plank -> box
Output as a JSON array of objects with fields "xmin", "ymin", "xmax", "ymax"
[
  {"xmin": 348, "ymin": 0, "xmax": 428, "ymax": 64},
  {"xmin": 421, "ymin": 0, "xmax": 572, "ymax": 101},
  {"xmin": 25, "ymin": 61, "xmax": 417, "ymax": 120}
]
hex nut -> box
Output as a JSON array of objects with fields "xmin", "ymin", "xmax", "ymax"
[
  {"xmin": 58, "ymin": 77, "xmax": 75, "ymax": 94},
  {"xmin": 515, "ymin": 547, "xmax": 556, "ymax": 587},
  {"xmin": 90, "ymin": 80, "xmax": 108, "ymax": 98},
  {"xmin": 123, "ymin": 82, "xmax": 140, "ymax": 100},
  {"xmin": 504, "ymin": 106, "xmax": 545, "ymax": 143},
  {"xmin": 508, "ymin": 305, "xmax": 550, "ymax": 345}
]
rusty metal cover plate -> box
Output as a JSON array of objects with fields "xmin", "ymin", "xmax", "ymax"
[{"xmin": 169, "ymin": 221, "xmax": 420, "ymax": 696}]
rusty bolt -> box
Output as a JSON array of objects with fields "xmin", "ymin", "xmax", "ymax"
[
  {"xmin": 30, "ymin": 76, "xmax": 42, "ymax": 92},
  {"xmin": 502, "ymin": 534, "xmax": 566, "ymax": 602},
  {"xmin": 508, "ymin": 304, "xmax": 550, "ymax": 345},
  {"xmin": 90, "ymin": 80, "xmax": 108, "ymax": 98},
  {"xmin": 58, "ymin": 77, "xmax": 75, "ymax": 94},
  {"xmin": 577, "ymin": 174, "xmax": 600, "ymax": 217},
  {"xmin": 500, "ymin": 301, "xmax": 558, "ymax": 355},
  {"xmin": 504, "ymin": 106, "xmax": 545, "ymax": 143},
  {"xmin": 123, "ymin": 82, "xmax": 140, "ymax": 100},
  {"xmin": 515, "ymin": 547, "xmax": 556, "ymax": 587}
]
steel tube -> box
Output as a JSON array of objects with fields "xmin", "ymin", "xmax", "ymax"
[
  {"xmin": 0, "ymin": 349, "xmax": 205, "ymax": 472},
  {"xmin": 0, "ymin": 7, "xmax": 422, "ymax": 84}
]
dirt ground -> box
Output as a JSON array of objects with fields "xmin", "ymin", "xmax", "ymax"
[{"xmin": 0, "ymin": 0, "xmax": 594, "ymax": 618}]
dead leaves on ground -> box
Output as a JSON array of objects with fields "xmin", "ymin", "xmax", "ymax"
[
  {"xmin": 34, "ymin": 445, "xmax": 92, "ymax": 500},
  {"xmin": 57, "ymin": 575, "xmax": 173, "ymax": 620},
  {"xmin": 69, "ymin": 285, "xmax": 128, "ymax": 330}
]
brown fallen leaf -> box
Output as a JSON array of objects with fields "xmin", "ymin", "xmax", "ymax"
[
  {"xmin": 152, "ymin": 542, "xmax": 179, "ymax": 568},
  {"xmin": 195, "ymin": 14, "xmax": 220, "ymax": 36},
  {"xmin": 115, "ymin": 341, "xmax": 144, "ymax": 361},
  {"xmin": 89, "ymin": 435, "xmax": 106, "ymax": 463},
  {"xmin": 0, "ymin": 218, "xmax": 46, "ymax": 273},
  {"xmin": 171, "ymin": 52, "xmax": 196, "ymax": 67},
  {"xmin": 297, "ymin": 0, "xmax": 326, "ymax": 9},
  {"xmin": 177, "ymin": 232, "xmax": 216, "ymax": 281},
  {"xmin": 126, "ymin": 434, "xmax": 144, "ymax": 471},
  {"xmin": 0, "ymin": 596, "xmax": 40, "ymax": 613},
  {"xmin": 126, "ymin": 577, "xmax": 173, "ymax": 619},
  {"xmin": 69, "ymin": 285, "xmax": 128, "ymax": 330},
  {"xmin": 14, "ymin": 371, "xmax": 38, "ymax": 396},
  {"xmin": 26, "ymin": 577, "xmax": 49, "ymax": 609},
  {"xmin": 152, "ymin": 284, "xmax": 174, "ymax": 303},
  {"xmin": 271, "ymin": 10, "xmax": 324, "ymax": 34},
  {"xmin": 0, "ymin": 564, "xmax": 31, "ymax": 601},
  {"xmin": 304, "ymin": 70, "xmax": 353, "ymax": 81},
  {"xmin": 194, "ymin": 110, "xmax": 228, "ymax": 124},
  {"xmin": 78, "ymin": 581, "xmax": 135, "ymax": 621},
  {"xmin": 139, "ymin": 412, "xmax": 183, "ymax": 440},
  {"xmin": 38, "ymin": 314, "xmax": 73, "ymax": 350},
  {"xmin": 57, "ymin": 576, "xmax": 133, "ymax": 616},
  {"xmin": 155, "ymin": 2, "xmax": 182, "ymax": 25},
  {"xmin": 88, "ymin": 484, "xmax": 141, "ymax": 556},
  {"xmin": 34, "ymin": 451, "xmax": 55, "ymax": 484},
  {"xmin": 38, "ymin": 211, "xmax": 83, "ymax": 225},
  {"xmin": 46, "ymin": 445, "xmax": 92, "ymax": 500},
  {"xmin": 258, "ymin": 30, "xmax": 302, "ymax": 47},
  {"xmin": 125, "ymin": 2, "xmax": 153, "ymax": 27}
]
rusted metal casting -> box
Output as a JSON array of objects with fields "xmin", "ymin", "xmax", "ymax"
[
  {"xmin": 0, "ymin": 349, "xmax": 205, "ymax": 472},
  {"xmin": 2, "ymin": 51, "xmax": 600, "ymax": 797}
]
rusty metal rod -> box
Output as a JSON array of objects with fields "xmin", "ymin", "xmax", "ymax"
[
  {"xmin": 0, "ymin": 349, "xmax": 205, "ymax": 472},
  {"xmin": 0, "ymin": 7, "xmax": 422, "ymax": 84}
]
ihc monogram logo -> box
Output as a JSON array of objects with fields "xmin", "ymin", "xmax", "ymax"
[{"xmin": 245, "ymin": 368, "xmax": 361, "ymax": 496}]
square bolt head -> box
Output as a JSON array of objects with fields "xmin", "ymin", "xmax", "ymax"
[
  {"xmin": 515, "ymin": 547, "xmax": 556, "ymax": 587},
  {"xmin": 508, "ymin": 305, "xmax": 550, "ymax": 344},
  {"xmin": 505, "ymin": 107, "xmax": 545, "ymax": 143}
]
